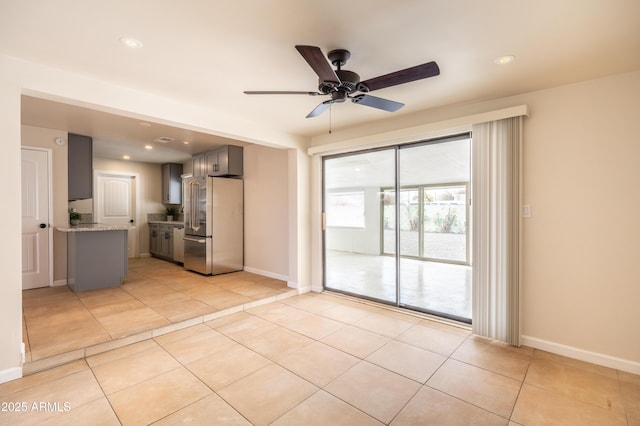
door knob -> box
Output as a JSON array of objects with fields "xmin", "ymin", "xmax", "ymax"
[{"xmin": 39, "ymin": 223, "xmax": 47, "ymax": 229}]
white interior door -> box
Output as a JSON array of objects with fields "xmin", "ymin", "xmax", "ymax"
[
  {"xmin": 21, "ymin": 148, "xmax": 51, "ymax": 290},
  {"xmin": 95, "ymin": 173, "xmax": 137, "ymax": 258}
]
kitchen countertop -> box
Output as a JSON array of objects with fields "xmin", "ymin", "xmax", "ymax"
[
  {"xmin": 56, "ymin": 223, "xmax": 132, "ymax": 232},
  {"xmin": 148, "ymin": 221, "xmax": 185, "ymax": 225}
]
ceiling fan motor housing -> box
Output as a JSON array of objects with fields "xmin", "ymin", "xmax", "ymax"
[{"xmin": 318, "ymin": 69, "xmax": 361, "ymax": 94}]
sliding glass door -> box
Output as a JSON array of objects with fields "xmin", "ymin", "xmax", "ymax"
[
  {"xmin": 398, "ymin": 138, "xmax": 471, "ymax": 321},
  {"xmin": 323, "ymin": 148, "xmax": 397, "ymax": 303},
  {"xmin": 323, "ymin": 135, "xmax": 472, "ymax": 322}
]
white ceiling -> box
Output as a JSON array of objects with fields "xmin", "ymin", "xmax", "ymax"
[{"xmin": 3, "ymin": 0, "xmax": 639, "ymax": 163}]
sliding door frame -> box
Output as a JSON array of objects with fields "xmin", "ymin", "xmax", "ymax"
[{"xmin": 322, "ymin": 132, "xmax": 471, "ymax": 320}]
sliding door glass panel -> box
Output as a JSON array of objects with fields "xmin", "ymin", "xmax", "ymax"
[
  {"xmin": 398, "ymin": 137, "xmax": 472, "ymax": 321},
  {"xmin": 382, "ymin": 189, "xmax": 396, "ymax": 255},
  {"xmin": 324, "ymin": 149, "xmax": 397, "ymax": 304},
  {"xmin": 423, "ymin": 185, "xmax": 467, "ymax": 262},
  {"xmin": 399, "ymin": 188, "xmax": 420, "ymax": 257}
]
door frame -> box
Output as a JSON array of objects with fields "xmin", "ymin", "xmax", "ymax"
[
  {"xmin": 93, "ymin": 169, "xmax": 141, "ymax": 258},
  {"xmin": 380, "ymin": 182, "xmax": 471, "ymax": 265},
  {"xmin": 321, "ymin": 133, "xmax": 472, "ymax": 322},
  {"xmin": 21, "ymin": 146, "xmax": 54, "ymax": 288}
]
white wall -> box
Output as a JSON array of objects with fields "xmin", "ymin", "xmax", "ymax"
[
  {"xmin": 243, "ymin": 145, "xmax": 289, "ymax": 279},
  {"xmin": 310, "ymin": 70, "xmax": 640, "ymax": 372}
]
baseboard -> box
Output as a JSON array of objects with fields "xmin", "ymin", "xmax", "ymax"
[
  {"xmin": 242, "ymin": 266, "xmax": 288, "ymax": 282},
  {"xmin": 52, "ymin": 279, "xmax": 67, "ymax": 287},
  {"xmin": 0, "ymin": 367, "xmax": 22, "ymax": 385},
  {"xmin": 521, "ymin": 335, "xmax": 640, "ymax": 375},
  {"xmin": 139, "ymin": 253, "xmax": 151, "ymax": 258}
]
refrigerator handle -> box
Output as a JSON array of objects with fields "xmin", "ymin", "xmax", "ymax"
[{"xmin": 190, "ymin": 180, "xmax": 200, "ymax": 232}]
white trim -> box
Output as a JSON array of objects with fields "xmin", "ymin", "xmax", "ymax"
[
  {"xmin": 0, "ymin": 367, "xmax": 22, "ymax": 385},
  {"xmin": 308, "ymin": 105, "xmax": 529, "ymax": 156},
  {"xmin": 242, "ymin": 266, "xmax": 288, "ymax": 282},
  {"xmin": 521, "ymin": 335, "xmax": 640, "ymax": 375},
  {"xmin": 52, "ymin": 279, "xmax": 67, "ymax": 287}
]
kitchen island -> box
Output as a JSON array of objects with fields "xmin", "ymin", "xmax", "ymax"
[{"xmin": 56, "ymin": 224, "xmax": 129, "ymax": 292}]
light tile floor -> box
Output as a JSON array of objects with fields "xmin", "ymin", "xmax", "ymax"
[
  {"xmin": 22, "ymin": 257, "xmax": 296, "ymax": 373},
  {"xmin": 325, "ymin": 250, "xmax": 472, "ymax": 320},
  {"xmin": 4, "ymin": 288, "xmax": 639, "ymax": 424}
]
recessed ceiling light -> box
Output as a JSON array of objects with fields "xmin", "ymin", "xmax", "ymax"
[
  {"xmin": 494, "ymin": 55, "xmax": 515, "ymax": 65},
  {"xmin": 144, "ymin": 145, "xmax": 153, "ymax": 150},
  {"xmin": 119, "ymin": 37, "xmax": 143, "ymax": 49},
  {"xmin": 123, "ymin": 155, "xmax": 131, "ymax": 160},
  {"xmin": 183, "ymin": 141, "xmax": 190, "ymax": 145}
]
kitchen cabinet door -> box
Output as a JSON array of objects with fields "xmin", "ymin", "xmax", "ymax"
[
  {"xmin": 162, "ymin": 163, "xmax": 183, "ymax": 204},
  {"xmin": 68, "ymin": 133, "xmax": 93, "ymax": 200},
  {"xmin": 160, "ymin": 225, "xmax": 173, "ymax": 258},
  {"xmin": 149, "ymin": 224, "xmax": 160, "ymax": 256},
  {"xmin": 206, "ymin": 146, "xmax": 243, "ymax": 177},
  {"xmin": 192, "ymin": 153, "xmax": 206, "ymax": 178}
]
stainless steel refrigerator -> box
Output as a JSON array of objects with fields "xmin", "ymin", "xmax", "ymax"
[{"xmin": 183, "ymin": 176, "xmax": 243, "ymax": 275}]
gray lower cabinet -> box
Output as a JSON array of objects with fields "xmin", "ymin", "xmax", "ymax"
[
  {"xmin": 67, "ymin": 230, "xmax": 128, "ymax": 291},
  {"xmin": 150, "ymin": 223, "xmax": 174, "ymax": 260}
]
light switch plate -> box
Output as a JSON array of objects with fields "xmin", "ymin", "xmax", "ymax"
[{"xmin": 522, "ymin": 204, "xmax": 531, "ymax": 217}]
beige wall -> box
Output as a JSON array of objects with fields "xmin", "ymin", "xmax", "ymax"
[
  {"xmin": 0, "ymin": 64, "xmax": 23, "ymax": 379},
  {"xmin": 309, "ymin": 70, "xmax": 640, "ymax": 369},
  {"xmin": 93, "ymin": 157, "xmax": 164, "ymax": 257},
  {"xmin": 517, "ymin": 71, "xmax": 640, "ymax": 364},
  {"xmin": 243, "ymin": 145, "xmax": 289, "ymax": 278}
]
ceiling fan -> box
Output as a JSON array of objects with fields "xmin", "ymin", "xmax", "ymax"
[{"xmin": 244, "ymin": 45, "xmax": 440, "ymax": 118}]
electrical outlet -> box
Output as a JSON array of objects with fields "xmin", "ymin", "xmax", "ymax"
[{"xmin": 522, "ymin": 204, "xmax": 531, "ymax": 218}]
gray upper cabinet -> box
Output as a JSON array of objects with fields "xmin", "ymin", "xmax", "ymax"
[
  {"xmin": 68, "ymin": 133, "xmax": 93, "ymax": 200},
  {"xmin": 192, "ymin": 145, "xmax": 243, "ymax": 178},
  {"xmin": 206, "ymin": 145, "xmax": 243, "ymax": 177},
  {"xmin": 192, "ymin": 152, "xmax": 206, "ymax": 178},
  {"xmin": 162, "ymin": 163, "xmax": 183, "ymax": 204}
]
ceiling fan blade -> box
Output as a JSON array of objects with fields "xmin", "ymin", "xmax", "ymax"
[
  {"xmin": 351, "ymin": 94, "xmax": 404, "ymax": 112},
  {"xmin": 306, "ymin": 100, "xmax": 333, "ymax": 118},
  {"xmin": 295, "ymin": 45, "xmax": 340, "ymax": 86},
  {"xmin": 360, "ymin": 61, "xmax": 440, "ymax": 92},
  {"xmin": 244, "ymin": 91, "xmax": 321, "ymax": 96}
]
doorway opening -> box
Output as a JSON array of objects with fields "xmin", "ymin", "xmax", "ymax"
[{"xmin": 323, "ymin": 134, "xmax": 471, "ymax": 323}]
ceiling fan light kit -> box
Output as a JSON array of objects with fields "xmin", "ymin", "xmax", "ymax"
[{"xmin": 244, "ymin": 45, "xmax": 440, "ymax": 118}]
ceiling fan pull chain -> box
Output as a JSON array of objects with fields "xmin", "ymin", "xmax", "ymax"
[{"xmin": 329, "ymin": 104, "xmax": 332, "ymax": 134}]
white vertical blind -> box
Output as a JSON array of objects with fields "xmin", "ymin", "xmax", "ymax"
[{"xmin": 471, "ymin": 116, "xmax": 522, "ymax": 345}]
